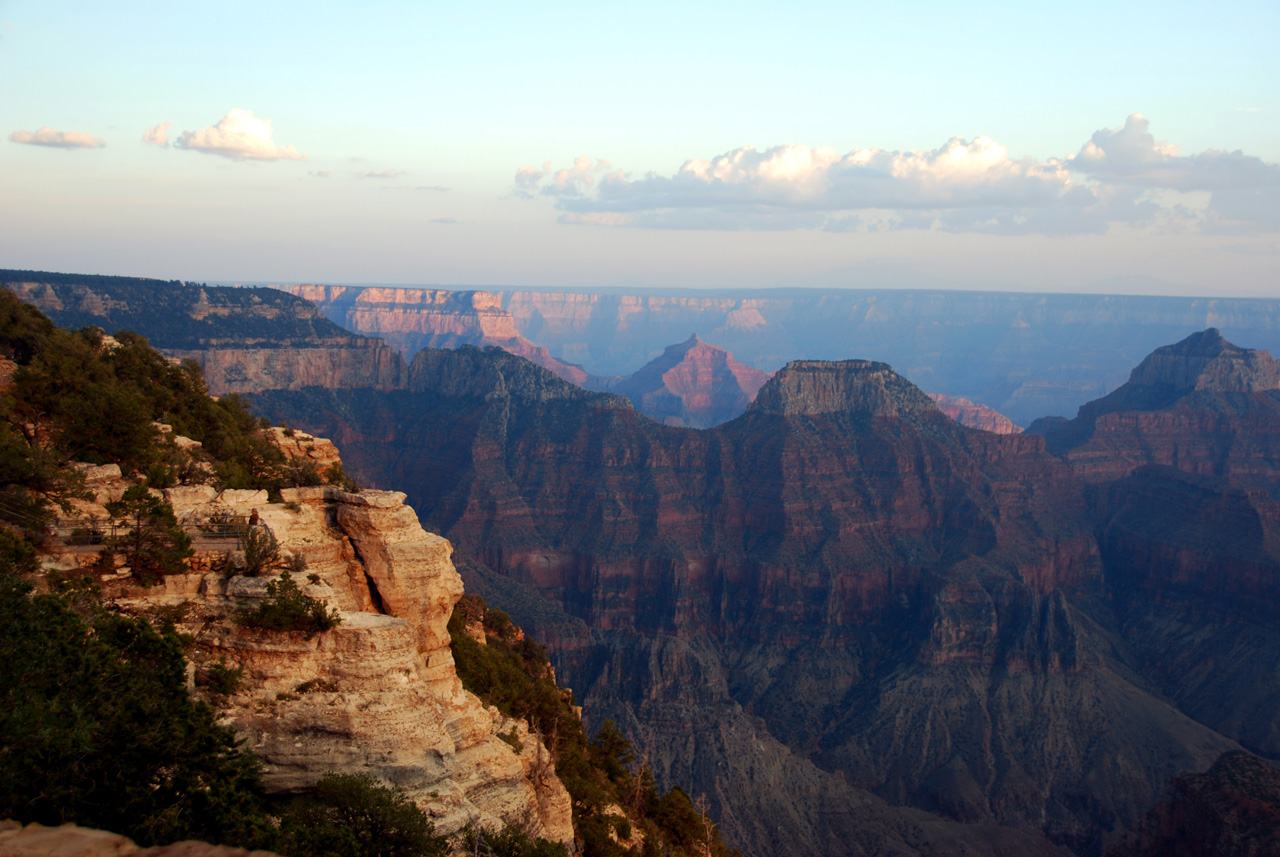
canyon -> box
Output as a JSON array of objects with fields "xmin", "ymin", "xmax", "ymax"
[
  {"xmin": 246, "ymin": 341, "xmax": 1274, "ymax": 856},
  {"xmin": 10, "ymin": 271, "xmax": 1280, "ymax": 856}
]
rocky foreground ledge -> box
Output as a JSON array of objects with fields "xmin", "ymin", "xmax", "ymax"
[{"xmin": 43, "ymin": 440, "xmax": 572, "ymax": 846}]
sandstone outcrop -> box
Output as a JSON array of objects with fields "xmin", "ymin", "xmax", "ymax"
[
  {"xmin": 59, "ymin": 460, "xmax": 572, "ymax": 845},
  {"xmin": 250, "ymin": 346, "xmax": 1245, "ymax": 856}
]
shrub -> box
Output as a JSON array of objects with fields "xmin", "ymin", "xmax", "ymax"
[
  {"xmin": 242, "ymin": 526, "xmax": 279, "ymax": 576},
  {"xmin": 0, "ymin": 562, "xmax": 273, "ymax": 847},
  {"xmin": 238, "ymin": 571, "xmax": 341, "ymax": 637},
  {"xmin": 276, "ymin": 773, "xmax": 447, "ymax": 857},
  {"xmin": 197, "ymin": 657, "xmax": 245, "ymax": 697},
  {"xmin": 103, "ymin": 485, "xmax": 193, "ymax": 585}
]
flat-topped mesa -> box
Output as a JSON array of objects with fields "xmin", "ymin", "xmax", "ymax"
[
  {"xmin": 1125, "ymin": 328, "xmax": 1280, "ymax": 395},
  {"xmin": 749, "ymin": 358, "xmax": 940, "ymax": 421}
]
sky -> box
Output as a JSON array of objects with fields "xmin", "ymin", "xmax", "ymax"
[{"xmin": 1, "ymin": 0, "xmax": 1277, "ymax": 296}]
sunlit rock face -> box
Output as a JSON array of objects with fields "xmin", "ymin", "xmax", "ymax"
[{"xmin": 72, "ymin": 457, "xmax": 572, "ymax": 845}]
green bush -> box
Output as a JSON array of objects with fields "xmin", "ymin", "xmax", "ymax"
[
  {"xmin": 197, "ymin": 657, "xmax": 245, "ymax": 697},
  {"xmin": 463, "ymin": 823, "xmax": 568, "ymax": 857},
  {"xmin": 0, "ymin": 562, "xmax": 273, "ymax": 847},
  {"xmin": 238, "ymin": 571, "xmax": 341, "ymax": 637},
  {"xmin": 103, "ymin": 485, "xmax": 193, "ymax": 585},
  {"xmin": 276, "ymin": 773, "xmax": 447, "ymax": 857},
  {"xmin": 242, "ymin": 526, "xmax": 279, "ymax": 576}
]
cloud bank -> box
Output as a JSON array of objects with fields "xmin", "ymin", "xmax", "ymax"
[
  {"xmin": 516, "ymin": 115, "xmax": 1280, "ymax": 235},
  {"xmin": 9, "ymin": 127, "xmax": 105, "ymax": 149},
  {"xmin": 175, "ymin": 109, "xmax": 303, "ymax": 161}
]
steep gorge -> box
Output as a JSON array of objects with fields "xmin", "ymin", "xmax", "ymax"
[{"xmin": 250, "ymin": 346, "xmax": 1255, "ymax": 855}]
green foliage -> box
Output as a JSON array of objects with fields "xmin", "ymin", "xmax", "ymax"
[
  {"xmin": 275, "ymin": 773, "xmax": 447, "ymax": 857},
  {"xmin": 463, "ymin": 823, "xmax": 568, "ymax": 857},
  {"xmin": 103, "ymin": 484, "xmax": 193, "ymax": 585},
  {"xmin": 238, "ymin": 570, "xmax": 342, "ymax": 637},
  {"xmin": 0, "ymin": 561, "xmax": 274, "ymax": 848},
  {"xmin": 324, "ymin": 461, "xmax": 361, "ymax": 492},
  {"xmin": 242, "ymin": 525, "xmax": 280, "ymax": 576},
  {"xmin": 197, "ymin": 657, "xmax": 245, "ymax": 697},
  {"xmin": 0, "ymin": 288, "xmax": 312, "ymax": 497}
]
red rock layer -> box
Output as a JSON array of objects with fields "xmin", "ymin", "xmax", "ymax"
[{"xmin": 596, "ymin": 334, "xmax": 771, "ymax": 428}]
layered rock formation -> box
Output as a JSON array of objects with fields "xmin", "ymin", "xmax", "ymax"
[
  {"xmin": 250, "ymin": 346, "xmax": 1252, "ymax": 856},
  {"xmin": 928, "ymin": 394, "xmax": 1022, "ymax": 434},
  {"xmin": 1025, "ymin": 330, "xmax": 1280, "ymax": 762},
  {"xmin": 48, "ymin": 454, "xmax": 572, "ymax": 844},
  {"xmin": 278, "ymin": 284, "xmax": 593, "ymax": 386},
  {"xmin": 1, "ymin": 272, "xmax": 405, "ymax": 395},
  {"xmin": 587, "ymin": 335, "xmax": 770, "ymax": 428}
]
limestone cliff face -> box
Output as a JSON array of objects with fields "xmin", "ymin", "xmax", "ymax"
[
  {"xmin": 166, "ymin": 344, "xmax": 405, "ymax": 396},
  {"xmin": 57, "ymin": 455, "xmax": 572, "ymax": 844}
]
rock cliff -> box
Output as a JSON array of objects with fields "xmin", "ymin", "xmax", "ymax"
[
  {"xmin": 48, "ymin": 451, "xmax": 573, "ymax": 844},
  {"xmin": 587, "ymin": 335, "xmax": 770, "ymax": 428},
  {"xmin": 1, "ymin": 273, "xmax": 406, "ymax": 396},
  {"xmin": 277, "ymin": 284, "xmax": 594, "ymax": 387},
  {"xmin": 1025, "ymin": 330, "xmax": 1280, "ymax": 762},
  {"xmin": 250, "ymin": 347, "xmax": 1246, "ymax": 856}
]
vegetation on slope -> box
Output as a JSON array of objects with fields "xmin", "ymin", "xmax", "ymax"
[{"xmin": 449, "ymin": 593, "xmax": 741, "ymax": 857}]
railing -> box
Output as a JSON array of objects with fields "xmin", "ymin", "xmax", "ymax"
[{"xmin": 52, "ymin": 512, "xmax": 263, "ymax": 550}]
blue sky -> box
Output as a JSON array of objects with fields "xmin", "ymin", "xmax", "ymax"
[{"xmin": 1, "ymin": 0, "xmax": 1277, "ymax": 295}]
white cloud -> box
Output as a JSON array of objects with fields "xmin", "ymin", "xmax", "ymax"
[
  {"xmin": 143, "ymin": 120, "xmax": 174, "ymax": 147},
  {"xmin": 9, "ymin": 127, "xmax": 105, "ymax": 149},
  {"xmin": 1069, "ymin": 113, "xmax": 1280, "ymax": 191},
  {"xmin": 174, "ymin": 109, "xmax": 304, "ymax": 161},
  {"xmin": 309, "ymin": 170, "xmax": 333, "ymax": 178},
  {"xmin": 357, "ymin": 169, "xmax": 406, "ymax": 179},
  {"xmin": 517, "ymin": 116, "xmax": 1280, "ymax": 235}
]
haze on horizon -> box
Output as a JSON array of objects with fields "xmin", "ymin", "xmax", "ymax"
[{"xmin": 1, "ymin": 0, "xmax": 1277, "ymax": 297}]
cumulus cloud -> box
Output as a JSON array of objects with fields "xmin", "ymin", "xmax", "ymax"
[
  {"xmin": 1070, "ymin": 113, "xmax": 1280, "ymax": 191},
  {"xmin": 517, "ymin": 115, "xmax": 1280, "ymax": 235},
  {"xmin": 10, "ymin": 127, "xmax": 105, "ymax": 149},
  {"xmin": 143, "ymin": 120, "xmax": 174, "ymax": 147},
  {"xmin": 174, "ymin": 109, "xmax": 303, "ymax": 161}
]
